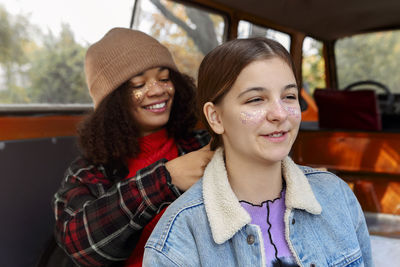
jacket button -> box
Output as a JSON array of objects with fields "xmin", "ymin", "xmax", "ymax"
[
  {"xmin": 310, "ymin": 264, "xmax": 316, "ymax": 267},
  {"xmin": 247, "ymin": 234, "xmax": 255, "ymax": 245},
  {"xmin": 292, "ymin": 218, "xmax": 295, "ymax": 224}
]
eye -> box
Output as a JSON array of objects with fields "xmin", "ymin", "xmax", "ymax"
[
  {"xmin": 245, "ymin": 97, "xmax": 263, "ymax": 104},
  {"xmin": 131, "ymin": 84, "xmax": 144, "ymax": 89},
  {"xmin": 127, "ymin": 80, "xmax": 145, "ymax": 89},
  {"xmin": 159, "ymin": 78, "xmax": 170, "ymax": 83},
  {"xmin": 284, "ymin": 94, "xmax": 298, "ymax": 100}
]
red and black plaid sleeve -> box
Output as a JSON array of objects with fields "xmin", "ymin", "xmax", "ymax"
[
  {"xmin": 178, "ymin": 129, "xmax": 210, "ymax": 153},
  {"xmin": 52, "ymin": 130, "xmax": 210, "ymax": 266}
]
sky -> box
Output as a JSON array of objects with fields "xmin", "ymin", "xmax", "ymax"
[
  {"xmin": 0, "ymin": 0, "xmax": 316, "ymax": 52},
  {"xmin": 0, "ymin": 0, "xmax": 135, "ymax": 44},
  {"xmin": 0, "ymin": 0, "xmax": 318, "ymax": 56}
]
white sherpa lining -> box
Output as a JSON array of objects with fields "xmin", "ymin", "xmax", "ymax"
[
  {"xmin": 282, "ymin": 156, "xmax": 322, "ymax": 214},
  {"xmin": 202, "ymin": 148, "xmax": 322, "ymax": 245}
]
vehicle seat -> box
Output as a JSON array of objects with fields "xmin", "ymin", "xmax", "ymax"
[
  {"xmin": 0, "ymin": 136, "xmax": 79, "ymax": 267},
  {"xmin": 314, "ymin": 89, "xmax": 382, "ymax": 131}
]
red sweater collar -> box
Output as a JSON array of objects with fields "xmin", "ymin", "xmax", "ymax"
[{"xmin": 127, "ymin": 128, "xmax": 178, "ymax": 178}]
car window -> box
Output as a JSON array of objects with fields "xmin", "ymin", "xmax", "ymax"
[
  {"xmin": 302, "ymin": 36, "xmax": 326, "ymax": 95},
  {"xmin": 0, "ymin": 0, "xmax": 133, "ymax": 107},
  {"xmin": 335, "ymin": 30, "xmax": 400, "ymax": 94},
  {"xmin": 237, "ymin": 20, "xmax": 290, "ymax": 52},
  {"xmin": 132, "ymin": 0, "xmax": 227, "ymax": 80}
]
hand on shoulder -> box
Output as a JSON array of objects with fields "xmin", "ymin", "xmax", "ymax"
[{"xmin": 166, "ymin": 144, "xmax": 214, "ymax": 191}]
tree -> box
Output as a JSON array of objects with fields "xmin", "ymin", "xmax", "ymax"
[
  {"xmin": 0, "ymin": 5, "xmax": 90, "ymax": 104},
  {"xmin": 28, "ymin": 24, "xmax": 90, "ymax": 103},
  {"xmin": 0, "ymin": 5, "xmax": 32, "ymax": 103},
  {"xmin": 150, "ymin": 0, "xmax": 218, "ymax": 54},
  {"xmin": 336, "ymin": 31, "xmax": 400, "ymax": 93},
  {"xmin": 134, "ymin": 0, "xmax": 224, "ymax": 78},
  {"xmin": 302, "ymin": 39, "xmax": 325, "ymax": 94}
]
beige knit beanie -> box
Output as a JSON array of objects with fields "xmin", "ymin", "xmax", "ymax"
[{"xmin": 85, "ymin": 28, "xmax": 178, "ymax": 107}]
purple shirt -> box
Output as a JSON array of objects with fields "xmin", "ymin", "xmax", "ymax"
[{"xmin": 240, "ymin": 190, "xmax": 298, "ymax": 267}]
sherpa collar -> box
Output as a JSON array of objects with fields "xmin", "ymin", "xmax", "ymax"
[{"xmin": 202, "ymin": 148, "xmax": 322, "ymax": 245}]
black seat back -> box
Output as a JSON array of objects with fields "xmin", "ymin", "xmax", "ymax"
[{"xmin": 0, "ymin": 137, "xmax": 79, "ymax": 267}]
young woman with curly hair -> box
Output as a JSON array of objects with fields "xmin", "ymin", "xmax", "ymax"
[{"xmin": 52, "ymin": 28, "xmax": 212, "ymax": 267}]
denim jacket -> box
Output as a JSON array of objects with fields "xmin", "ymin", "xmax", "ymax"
[{"xmin": 143, "ymin": 148, "xmax": 373, "ymax": 267}]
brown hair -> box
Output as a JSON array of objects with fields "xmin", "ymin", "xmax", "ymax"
[
  {"xmin": 78, "ymin": 69, "xmax": 197, "ymax": 165},
  {"xmin": 197, "ymin": 37, "xmax": 298, "ymax": 150}
]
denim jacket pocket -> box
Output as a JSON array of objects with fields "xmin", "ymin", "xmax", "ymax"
[{"xmin": 330, "ymin": 248, "xmax": 363, "ymax": 267}]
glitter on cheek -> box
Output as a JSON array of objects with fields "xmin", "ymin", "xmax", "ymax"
[
  {"xmin": 149, "ymin": 81, "xmax": 174, "ymax": 94},
  {"xmin": 132, "ymin": 90, "xmax": 144, "ymax": 102},
  {"xmin": 284, "ymin": 106, "xmax": 301, "ymax": 118},
  {"xmin": 278, "ymin": 99, "xmax": 301, "ymax": 119},
  {"xmin": 131, "ymin": 81, "xmax": 174, "ymax": 103},
  {"xmin": 240, "ymin": 109, "xmax": 267, "ymax": 125},
  {"xmin": 162, "ymin": 83, "xmax": 174, "ymax": 94},
  {"xmin": 132, "ymin": 86, "xmax": 149, "ymax": 103}
]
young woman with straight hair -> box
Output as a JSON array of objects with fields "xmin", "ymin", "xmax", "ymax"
[{"xmin": 143, "ymin": 37, "xmax": 372, "ymax": 267}]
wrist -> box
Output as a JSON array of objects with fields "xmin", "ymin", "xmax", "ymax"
[{"xmin": 165, "ymin": 161, "xmax": 180, "ymax": 193}]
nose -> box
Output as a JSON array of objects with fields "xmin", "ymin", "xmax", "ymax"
[
  {"xmin": 266, "ymin": 99, "xmax": 288, "ymax": 122},
  {"xmin": 146, "ymin": 80, "xmax": 166, "ymax": 97}
]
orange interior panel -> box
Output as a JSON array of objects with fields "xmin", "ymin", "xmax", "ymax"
[
  {"xmin": 0, "ymin": 115, "xmax": 84, "ymax": 141},
  {"xmin": 292, "ymin": 131, "xmax": 400, "ymax": 175},
  {"xmin": 292, "ymin": 130, "xmax": 400, "ymax": 215},
  {"xmin": 300, "ymin": 89, "xmax": 318, "ymax": 122}
]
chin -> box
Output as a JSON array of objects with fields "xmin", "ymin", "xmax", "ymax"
[{"xmin": 260, "ymin": 151, "xmax": 290, "ymax": 164}]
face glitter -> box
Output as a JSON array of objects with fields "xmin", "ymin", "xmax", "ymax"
[
  {"xmin": 131, "ymin": 80, "xmax": 174, "ymax": 103},
  {"xmin": 166, "ymin": 85, "xmax": 174, "ymax": 93},
  {"xmin": 133, "ymin": 89, "xmax": 145, "ymax": 102},
  {"xmin": 284, "ymin": 106, "xmax": 301, "ymax": 118},
  {"xmin": 240, "ymin": 109, "xmax": 267, "ymax": 125}
]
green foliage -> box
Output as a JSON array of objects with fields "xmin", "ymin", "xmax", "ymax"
[
  {"xmin": 0, "ymin": 5, "xmax": 30, "ymax": 65},
  {"xmin": 0, "ymin": 84, "xmax": 30, "ymax": 104},
  {"xmin": 28, "ymin": 24, "xmax": 90, "ymax": 103},
  {"xmin": 302, "ymin": 39, "xmax": 326, "ymax": 95},
  {"xmin": 0, "ymin": 4, "xmax": 32, "ymax": 102},
  {"xmin": 0, "ymin": 6, "xmax": 90, "ymax": 104},
  {"xmin": 335, "ymin": 31, "xmax": 400, "ymax": 93}
]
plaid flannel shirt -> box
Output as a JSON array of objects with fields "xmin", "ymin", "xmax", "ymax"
[{"xmin": 52, "ymin": 130, "xmax": 210, "ymax": 266}]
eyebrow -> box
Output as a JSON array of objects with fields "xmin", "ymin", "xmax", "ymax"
[
  {"xmin": 284, "ymin": 83, "xmax": 298, "ymax": 91},
  {"xmin": 237, "ymin": 87, "xmax": 265, "ymax": 98},
  {"xmin": 237, "ymin": 83, "xmax": 298, "ymax": 98}
]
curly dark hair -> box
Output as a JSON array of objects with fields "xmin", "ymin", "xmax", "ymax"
[{"xmin": 77, "ymin": 69, "xmax": 197, "ymax": 165}]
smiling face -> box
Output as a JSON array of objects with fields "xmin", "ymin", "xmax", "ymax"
[
  {"xmin": 204, "ymin": 57, "xmax": 301, "ymax": 166},
  {"xmin": 128, "ymin": 67, "xmax": 175, "ymax": 136}
]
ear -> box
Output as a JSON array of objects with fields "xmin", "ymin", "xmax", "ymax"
[{"xmin": 203, "ymin": 102, "xmax": 224, "ymax": 134}]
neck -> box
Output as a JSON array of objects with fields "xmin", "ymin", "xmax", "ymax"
[
  {"xmin": 224, "ymin": 150, "xmax": 283, "ymax": 205},
  {"xmin": 140, "ymin": 126, "xmax": 165, "ymax": 137}
]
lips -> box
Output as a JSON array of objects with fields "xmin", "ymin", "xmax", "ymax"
[{"xmin": 262, "ymin": 131, "xmax": 288, "ymax": 142}]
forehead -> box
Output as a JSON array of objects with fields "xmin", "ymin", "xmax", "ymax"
[{"xmin": 226, "ymin": 58, "xmax": 296, "ymax": 95}]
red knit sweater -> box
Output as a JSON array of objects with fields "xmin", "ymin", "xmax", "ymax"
[{"xmin": 124, "ymin": 129, "xmax": 178, "ymax": 267}]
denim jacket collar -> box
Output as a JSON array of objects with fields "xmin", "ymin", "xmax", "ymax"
[{"xmin": 202, "ymin": 148, "xmax": 322, "ymax": 245}]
